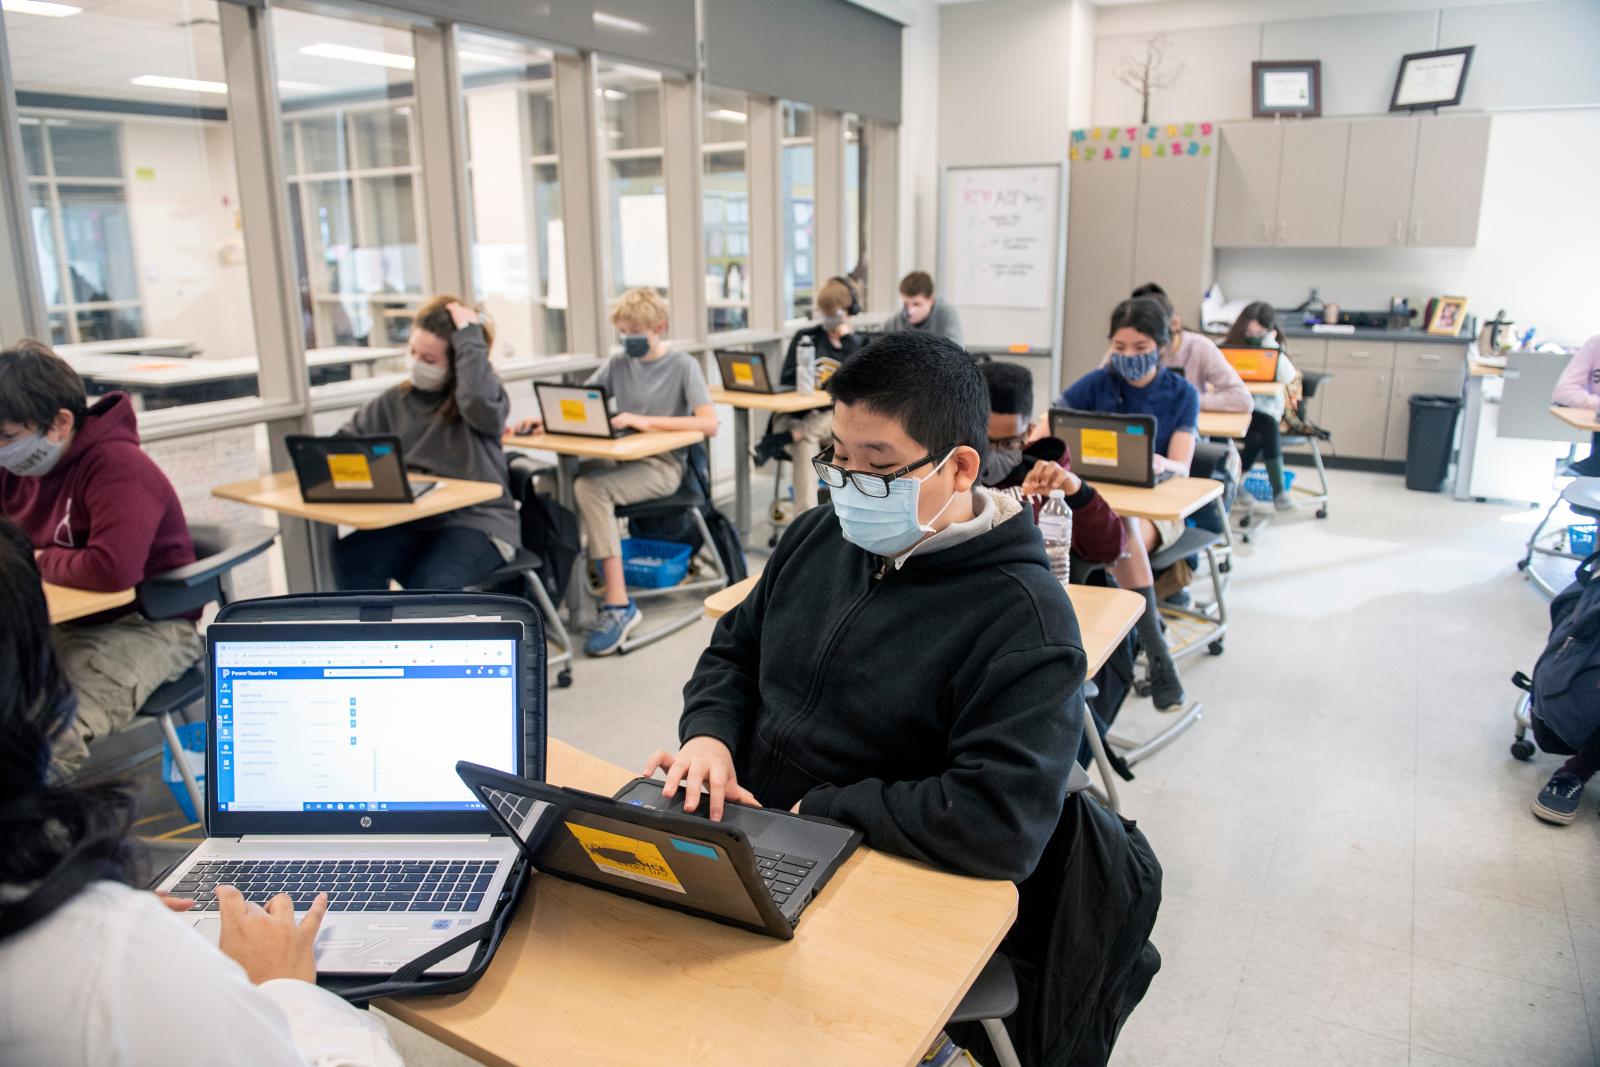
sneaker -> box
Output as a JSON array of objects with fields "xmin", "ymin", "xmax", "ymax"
[
  {"xmin": 750, "ymin": 432, "xmax": 791, "ymax": 468},
  {"xmin": 585, "ymin": 600, "xmax": 641, "ymax": 657},
  {"xmin": 1273, "ymin": 491, "xmax": 1296, "ymax": 512},
  {"xmin": 1532, "ymin": 771, "xmax": 1585, "ymax": 825},
  {"xmin": 1147, "ymin": 652, "xmax": 1186, "ymax": 714},
  {"xmin": 1162, "ymin": 589, "xmax": 1193, "ymax": 611}
]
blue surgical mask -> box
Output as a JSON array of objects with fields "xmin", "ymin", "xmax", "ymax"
[
  {"xmin": 1110, "ymin": 351, "xmax": 1161, "ymax": 383},
  {"xmin": 0, "ymin": 430, "xmax": 65, "ymax": 477},
  {"xmin": 831, "ymin": 452, "xmax": 959, "ymax": 557},
  {"xmin": 622, "ymin": 334, "xmax": 651, "ymax": 359}
]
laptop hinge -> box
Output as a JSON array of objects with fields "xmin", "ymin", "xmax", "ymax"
[
  {"xmin": 358, "ymin": 602, "xmax": 394, "ymax": 622},
  {"xmin": 238, "ymin": 834, "xmax": 499, "ymax": 843}
]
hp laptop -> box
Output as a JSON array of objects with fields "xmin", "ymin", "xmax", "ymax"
[
  {"xmin": 157, "ymin": 621, "xmax": 526, "ymax": 976},
  {"xmin": 456, "ymin": 762, "xmax": 861, "ymax": 941},
  {"xmin": 535, "ymin": 382, "xmax": 624, "ymax": 439},
  {"xmin": 1050, "ymin": 409, "xmax": 1165, "ymax": 489},
  {"xmin": 1219, "ymin": 346, "xmax": 1281, "ymax": 383},
  {"xmin": 286, "ymin": 434, "xmax": 438, "ymax": 504},
  {"xmin": 715, "ymin": 350, "xmax": 793, "ymax": 395}
]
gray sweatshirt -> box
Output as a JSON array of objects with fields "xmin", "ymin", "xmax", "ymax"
[
  {"xmin": 889, "ymin": 300, "xmax": 965, "ymax": 347},
  {"xmin": 339, "ymin": 323, "xmax": 519, "ymax": 546}
]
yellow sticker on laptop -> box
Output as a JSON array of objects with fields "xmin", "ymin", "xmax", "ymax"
[
  {"xmin": 326, "ymin": 453, "xmax": 374, "ymax": 489},
  {"xmin": 730, "ymin": 361, "xmax": 755, "ymax": 386},
  {"xmin": 564, "ymin": 822, "xmax": 686, "ymax": 894},
  {"xmin": 558, "ymin": 398, "xmax": 589, "ymax": 423},
  {"xmin": 1079, "ymin": 428, "xmax": 1119, "ymax": 467}
]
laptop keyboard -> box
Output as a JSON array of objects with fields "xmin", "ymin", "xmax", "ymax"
[
  {"xmin": 753, "ymin": 847, "xmax": 816, "ymax": 908},
  {"xmin": 170, "ymin": 859, "xmax": 500, "ymax": 913}
]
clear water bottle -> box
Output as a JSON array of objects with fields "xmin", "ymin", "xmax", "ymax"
[
  {"xmin": 1038, "ymin": 488, "xmax": 1073, "ymax": 583},
  {"xmin": 796, "ymin": 334, "xmax": 817, "ymax": 393}
]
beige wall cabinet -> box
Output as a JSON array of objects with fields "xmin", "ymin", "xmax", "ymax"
[
  {"xmin": 1317, "ymin": 364, "xmax": 1392, "ymax": 459},
  {"xmin": 1300, "ymin": 339, "xmax": 1467, "ymax": 461},
  {"xmin": 1063, "ymin": 152, "xmax": 1214, "ymax": 388},
  {"xmin": 1340, "ymin": 114, "xmax": 1491, "ymax": 248},
  {"xmin": 1214, "ymin": 121, "xmax": 1348, "ymax": 248}
]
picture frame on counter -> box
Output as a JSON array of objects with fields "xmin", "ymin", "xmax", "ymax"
[
  {"xmin": 1390, "ymin": 46, "xmax": 1474, "ymax": 111},
  {"xmin": 1427, "ymin": 296, "xmax": 1470, "ymax": 336},
  {"xmin": 1251, "ymin": 60, "xmax": 1321, "ymax": 118}
]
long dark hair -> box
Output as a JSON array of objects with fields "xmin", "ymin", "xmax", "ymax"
[
  {"xmin": 1108, "ymin": 297, "xmax": 1172, "ymax": 349},
  {"xmin": 0, "ymin": 519, "xmax": 137, "ymax": 940},
  {"xmin": 1223, "ymin": 301, "xmax": 1279, "ymax": 348}
]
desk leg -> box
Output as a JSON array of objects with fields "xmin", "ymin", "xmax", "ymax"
[
  {"xmin": 556, "ymin": 455, "xmax": 595, "ymax": 631},
  {"xmin": 734, "ymin": 408, "xmax": 753, "ymax": 537},
  {"xmin": 279, "ymin": 516, "xmax": 339, "ymax": 592}
]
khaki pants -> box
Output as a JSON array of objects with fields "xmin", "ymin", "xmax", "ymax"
[
  {"xmin": 777, "ymin": 408, "xmax": 833, "ymax": 512},
  {"xmin": 52, "ymin": 613, "xmax": 204, "ymax": 777},
  {"xmin": 573, "ymin": 454, "xmax": 683, "ymax": 560}
]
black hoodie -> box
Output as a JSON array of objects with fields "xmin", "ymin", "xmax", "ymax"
[{"xmin": 680, "ymin": 494, "xmax": 1087, "ymax": 882}]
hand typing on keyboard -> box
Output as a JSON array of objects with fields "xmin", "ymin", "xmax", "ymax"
[{"xmin": 215, "ymin": 885, "xmax": 327, "ymax": 985}]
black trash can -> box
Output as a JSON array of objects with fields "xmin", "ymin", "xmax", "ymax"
[{"xmin": 1405, "ymin": 394, "xmax": 1462, "ymax": 492}]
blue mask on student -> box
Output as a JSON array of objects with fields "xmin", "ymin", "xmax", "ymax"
[
  {"xmin": 622, "ymin": 334, "xmax": 651, "ymax": 359},
  {"xmin": 0, "ymin": 431, "xmax": 65, "ymax": 477},
  {"xmin": 831, "ymin": 452, "xmax": 958, "ymax": 557},
  {"xmin": 1109, "ymin": 351, "xmax": 1161, "ymax": 383}
]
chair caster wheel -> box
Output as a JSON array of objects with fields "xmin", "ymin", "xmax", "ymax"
[
  {"xmin": 557, "ymin": 669, "xmax": 573, "ymax": 688},
  {"xmin": 1220, "ymin": 558, "xmax": 1233, "ymax": 572},
  {"xmin": 767, "ymin": 534, "xmax": 780, "ymax": 549},
  {"xmin": 1316, "ymin": 507, "xmax": 1328, "ymax": 519},
  {"xmin": 1516, "ymin": 558, "xmax": 1530, "ymax": 571},
  {"xmin": 1239, "ymin": 515, "xmax": 1253, "ymax": 529},
  {"xmin": 1133, "ymin": 679, "xmax": 1152, "ymax": 698},
  {"xmin": 1207, "ymin": 640, "xmax": 1225, "ymax": 656},
  {"xmin": 1510, "ymin": 738, "xmax": 1536, "ymax": 761}
]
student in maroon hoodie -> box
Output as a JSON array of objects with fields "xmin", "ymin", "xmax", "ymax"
[{"xmin": 0, "ymin": 342, "xmax": 200, "ymax": 776}]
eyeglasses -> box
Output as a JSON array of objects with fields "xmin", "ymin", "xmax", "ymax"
[
  {"xmin": 813, "ymin": 444, "xmax": 952, "ymax": 499},
  {"xmin": 987, "ymin": 432, "xmax": 1030, "ymax": 452}
]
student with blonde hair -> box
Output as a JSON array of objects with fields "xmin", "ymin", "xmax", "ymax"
[
  {"xmin": 332, "ymin": 295, "xmax": 519, "ymax": 591},
  {"xmin": 517, "ymin": 288, "xmax": 717, "ymax": 655}
]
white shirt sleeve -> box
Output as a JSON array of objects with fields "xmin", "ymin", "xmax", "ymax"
[{"xmin": 98, "ymin": 888, "xmax": 403, "ymax": 1067}]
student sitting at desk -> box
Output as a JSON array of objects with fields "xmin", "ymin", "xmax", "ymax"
[
  {"xmin": 645, "ymin": 332, "xmax": 1086, "ymax": 881},
  {"xmin": 753, "ymin": 276, "xmax": 867, "ymax": 513},
  {"xmin": 1553, "ymin": 334, "xmax": 1600, "ymax": 412},
  {"xmin": 515, "ymin": 288, "xmax": 718, "ymax": 656},
  {"xmin": 332, "ymin": 296, "xmax": 519, "ymax": 593},
  {"xmin": 0, "ymin": 343, "xmax": 200, "ymax": 777},
  {"xmin": 1132, "ymin": 281, "xmax": 1252, "ymax": 414},
  {"xmin": 0, "ymin": 519, "xmax": 401, "ymax": 1066},
  {"xmin": 981, "ymin": 361, "xmax": 1185, "ymax": 711},
  {"xmin": 888, "ymin": 270, "xmax": 964, "ymax": 347},
  {"xmin": 1223, "ymin": 301, "xmax": 1300, "ymax": 511}
]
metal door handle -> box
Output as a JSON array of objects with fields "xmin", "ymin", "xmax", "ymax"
[
  {"xmin": 1393, "ymin": 219, "xmax": 1403, "ymax": 243},
  {"xmin": 1351, "ymin": 351, "xmax": 1370, "ymax": 360},
  {"xmin": 1279, "ymin": 220, "xmax": 1288, "ymax": 243},
  {"xmin": 1412, "ymin": 219, "xmax": 1422, "ymax": 244}
]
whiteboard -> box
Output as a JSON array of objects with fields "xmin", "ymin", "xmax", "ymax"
[{"xmin": 937, "ymin": 163, "xmax": 1066, "ymax": 366}]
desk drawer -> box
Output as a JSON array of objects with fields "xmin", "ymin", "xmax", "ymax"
[
  {"xmin": 1284, "ymin": 337, "xmax": 1327, "ymax": 370},
  {"xmin": 1325, "ymin": 340, "xmax": 1395, "ymax": 370},
  {"xmin": 1394, "ymin": 343, "xmax": 1464, "ymax": 373}
]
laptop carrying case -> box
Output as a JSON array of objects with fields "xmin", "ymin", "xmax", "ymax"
[{"xmin": 208, "ymin": 590, "xmax": 548, "ymax": 1005}]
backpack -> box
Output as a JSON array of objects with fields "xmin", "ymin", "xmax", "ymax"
[
  {"xmin": 1528, "ymin": 548, "xmax": 1600, "ymax": 748},
  {"xmin": 627, "ymin": 444, "xmax": 749, "ymax": 585},
  {"xmin": 517, "ymin": 492, "xmax": 582, "ymax": 602}
]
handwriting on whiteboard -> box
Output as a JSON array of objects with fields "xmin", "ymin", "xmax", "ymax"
[{"xmin": 946, "ymin": 168, "xmax": 1056, "ymax": 310}]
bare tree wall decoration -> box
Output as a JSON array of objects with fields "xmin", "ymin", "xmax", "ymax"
[{"xmin": 1115, "ymin": 34, "xmax": 1186, "ymax": 124}]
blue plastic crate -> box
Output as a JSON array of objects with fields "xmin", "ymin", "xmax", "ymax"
[
  {"xmin": 162, "ymin": 720, "xmax": 206, "ymax": 823},
  {"xmin": 1242, "ymin": 467, "xmax": 1296, "ymax": 503},
  {"xmin": 621, "ymin": 537, "xmax": 693, "ymax": 589},
  {"xmin": 1569, "ymin": 524, "xmax": 1597, "ymax": 556}
]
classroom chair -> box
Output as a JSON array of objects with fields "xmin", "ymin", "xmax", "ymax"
[
  {"xmin": 1519, "ymin": 476, "xmax": 1600, "ymax": 598},
  {"xmin": 612, "ymin": 442, "xmax": 730, "ymax": 653},
  {"xmin": 80, "ymin": 521, "xmax": 278, "ymax": 816},
  {"xmin": 466, "ymin": 453, "xmax": 576, "ymax": 688},
  {"xmin": 1279, "ymin": 370, "xmax": 1334, "ymax": 518}
]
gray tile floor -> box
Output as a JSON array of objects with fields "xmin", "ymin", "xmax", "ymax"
[{"xmin": 149, "ymin": 468, "xmax": 1600, "ymax": 1065}]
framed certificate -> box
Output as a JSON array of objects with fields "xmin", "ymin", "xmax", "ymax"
[
  {"xmin": 1252, "ymin": 61, "xmax": 1321, "ymax": 118},
  {"xmin": 1390, "ymin": 46, "xmax": 1474, "ymax": 111}
]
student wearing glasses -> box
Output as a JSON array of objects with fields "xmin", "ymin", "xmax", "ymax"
[{"xmin": 642, "ymin": 332, "xmax": 1087, "ymax": 885}]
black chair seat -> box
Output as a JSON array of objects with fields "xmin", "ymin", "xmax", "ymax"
[
  {"xmin": 1150, "ymin": 526, "xmax": 1223, "ymax": 572},
  {"xmin": 137, "ymin": 665, "xmax": 205, "ymax": 720},
  {"xmin": 1562, "ymin": 478, "xmax": 1600, "ymax": 518},
  {"xmin": 616, "ymin": 488, "xmax": 706, "ymax": 518},
  {"xmin": 949, "ymin": 953, "xmax": 1019, "ymax": 1024},
  {"xmin": 476, "ymin": 548, "xmax": 544, "ymax": 587}
]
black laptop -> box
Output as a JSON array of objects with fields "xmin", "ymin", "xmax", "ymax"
[
  {"xmin": 714, "ymin": 350, "xmax": 793, "ymax": 395},
  {"xmin": 456, "ymin": 761, "xmax": 860, "ymax": 940},
  {"xmin": 1049, "ymin": 409, "xmax": 1170, "ymax": 489},
  {"xmin": 285, "ymin": 434, "xmax": 438, "ymax": 503}
]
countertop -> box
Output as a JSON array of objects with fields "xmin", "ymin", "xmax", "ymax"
[{"xmin": 1278, "ymin": 325, "xmax": 1471, "ymax": 345}]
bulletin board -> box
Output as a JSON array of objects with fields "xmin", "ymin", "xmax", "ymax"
[{"xmin": 937, "ymin": 163, "xmax": 1067, "ymax": 387}]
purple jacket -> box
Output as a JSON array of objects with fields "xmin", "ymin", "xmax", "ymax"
[
  {"xmin": 1553, "ymin": 335, "xmax": 1600, "ymax": 411},
  {"xmin": 1164, "ymin": 331, "xmax": 1254, "ymax": 413}
]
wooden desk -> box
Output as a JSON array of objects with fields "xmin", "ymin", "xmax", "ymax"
[
  {"xmin": 380, "ymin": 739, "xmax": 1017, "ymax": 1067},
  {"xmin": 502, "ymin": 429, "xmax": 705, "ymax": 462},
  {"xmin": 44, "ymin": 581, "xmax": 136, "ymax": 624},
  {"xmin": 1196, "ymin": 410, "xmax": 1250, "ymax": 438},
  {"xmin": 1088, "ymin": 476, "xmax": 1223, "ymax": 523},
  {"xmin": 1245, "ymin": 381, "xmax": 1286, "ymax": 401},
  {"xmin": 1551, "ymin": 406, "xmax": 1600, "ymax": 433},
  {"xmin": 709, "ymin": 388, "xmax": 832, "ymax": 535},
  {"xmin": 704, "ymin": 576, "xmax": 1140, "ymax": 677}
]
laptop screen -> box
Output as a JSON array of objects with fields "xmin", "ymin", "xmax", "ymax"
[{"xmin": 211, "ymin": 631, "xmax": 520, "ymax": 814}]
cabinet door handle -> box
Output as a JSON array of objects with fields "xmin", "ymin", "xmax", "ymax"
[
  {"xmin": 1351, "ymin": 351, "xmax": 1370, "ymax": 360},
  {"xmin": 1411, "ymin": 220, "xmax": 1422, "ymax": 244},
  {"xmin": 1420, "ymin": 352, "xmax": 1440, "ymax": 362},
  {"xmin": 1279, "ymin": 220, "xmax": 1288, "ymax": 243},
  {"xmin": 1393, "ymin": 219, "xmax": 1403, "ymax": 243}
]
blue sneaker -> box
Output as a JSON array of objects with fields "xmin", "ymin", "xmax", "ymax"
[
  {"xmin": 1533, "ymin": 772, "xmax": 1585, "ymax": 825},
  {"xmin": 585, "ymin": 600, "xmax": 641, "ymax": 657}
]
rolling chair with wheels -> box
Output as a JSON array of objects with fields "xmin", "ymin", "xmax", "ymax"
[
  {"xmin": 80, "ymin": 521, "xmax": 278, "ymax": 817},
  {"xmin": 1518, "ymin": 477, "xmax": 1600, "ymax": 598},
  {"xmin": 612, "ymin": 443, "xmax": 730, "ymax": 653},
  {"xmin": 466, "ymin": 453, "xmax": 576, "ymax": 687}
]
